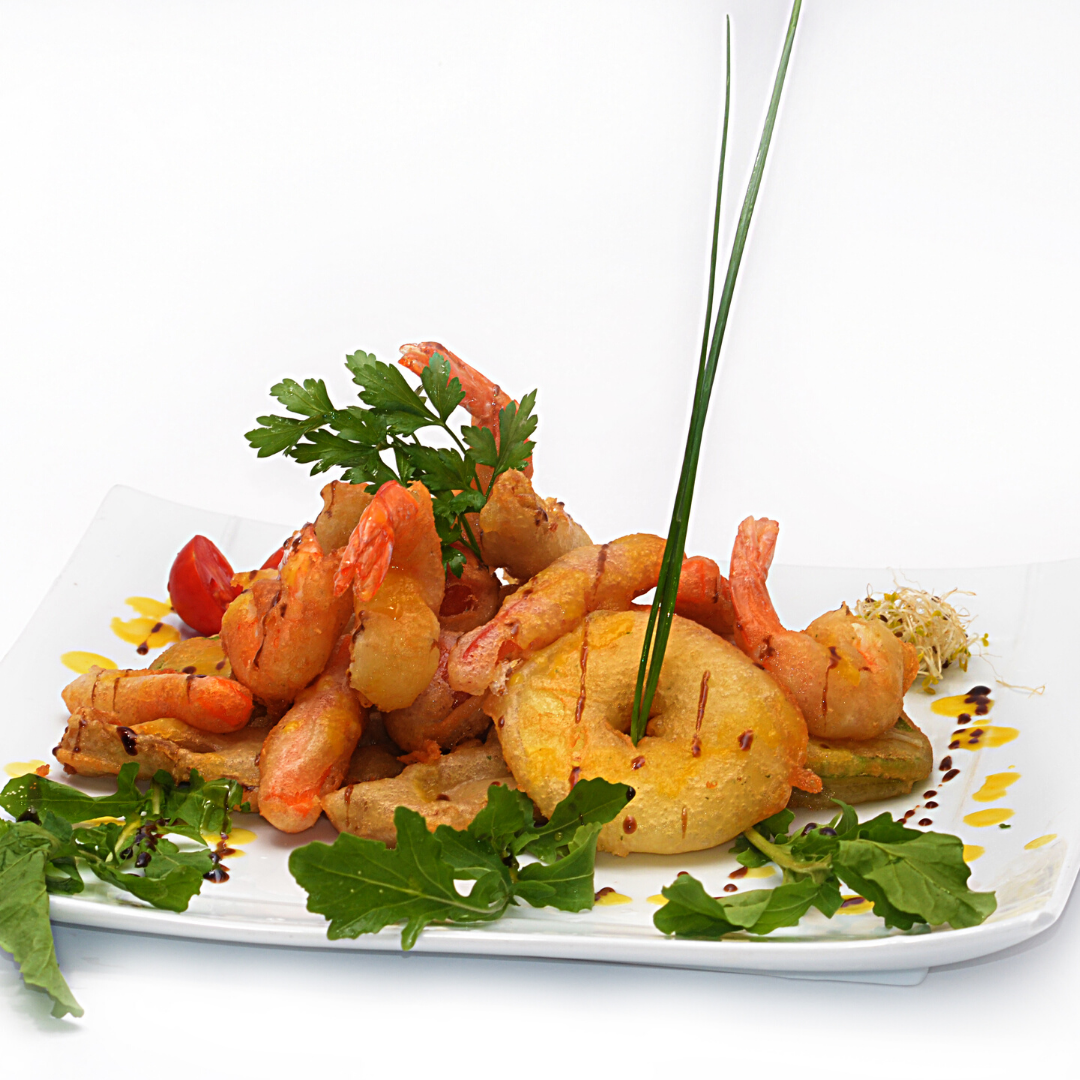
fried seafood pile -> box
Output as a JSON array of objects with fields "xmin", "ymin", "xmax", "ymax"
[{"xmin": 54, "ymin": 347, "xmax": 932, "ymax": 854}]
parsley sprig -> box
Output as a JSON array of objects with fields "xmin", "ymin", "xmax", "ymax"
[
  {"xmin": 289, "ymin": 778, "xmax": 633, "ymax": 949},
  {"xmin": 246, "ymin": 350, "xmax": 537, "ymax": 577},
  {"xmin": 655, "ymin": 803, "xmax": 996, "ymax": 939},
  {"xmin": 0, "ymin": 765, "xmax": 249, "ymax": 1018}
]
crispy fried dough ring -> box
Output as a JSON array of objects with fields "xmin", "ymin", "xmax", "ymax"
[{"xmin": 486, "ymin": 610, "xmax": 817, "ymax": 855}]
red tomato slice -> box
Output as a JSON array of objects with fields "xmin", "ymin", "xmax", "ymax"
[{"xmin": 167, "ymin": 535, "xmax": 241, "ymax": 636}]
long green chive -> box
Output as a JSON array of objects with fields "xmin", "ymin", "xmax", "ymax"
[{"xmin": 630, "ymin": 0, "xmax": 802, "ymax": 744}]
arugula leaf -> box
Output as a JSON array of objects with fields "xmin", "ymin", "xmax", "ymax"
[
  {"xmin": 659, "ymin": 803, "xmax": 996, "ymax": 941},
  {"xmin": 0, "ymin": 821, "xmax": 83, "ymax": 1018},
  {"xmin": 291, "ymin": 779, "xmax": 630, "ymax": 949},
  {"xmin": 246, "ymin": 348, "xmax": 538, "ymax": 570},
  {"xmin": 0, "ymin": 762, "xmax": 143, "ymax": 823},
  {"xmin": 290, "ymin": 808, "xmax": 512, "ymax": 950}
]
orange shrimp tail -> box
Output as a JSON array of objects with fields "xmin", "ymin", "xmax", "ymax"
[
  {"xmin": 674, "ymin": 556, "xmax": 736, "ymax": 637},
  {"xmin": 729, "ymin": 516, "xmax": 785, "ymax": 654},
  {"xmin": 789, "ymin": 765, "xmax": 823, "ymax": 794},
  {"xmin": 335, "ymin": 481, "xmax": 405, "ymax": 600}
]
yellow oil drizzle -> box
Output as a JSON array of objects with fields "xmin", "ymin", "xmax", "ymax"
[
  {"xmin": 74, "ymin": 816, "xmax": 125, "ymax": 827},
  {"xmin": 963, "ymin": 845, "xmax": 985, "ymax": 862},
  {"xmin": 125, "ymin": 596, "xmax": 173, "ymax": 619},
  {"xmin": 61, "ymin": 650, "xmax": 118, "ymax": 673},
  {"xmin": 110, "ymin": 616, "xmax": 180, "ymax": 651},
  {"xmin": 744, "ymin": 866, "xmax": 776, "ymax": 878},
  {"xmin": 648, "ymin": 894, "xmax": 668, "ymax": 906},
  {"xmin": 1025, "ymin": 834, "xmax": 1057, "ymax": 850},
  {"xmin": 838, "ymin": 897, "xmax": 874, "ymax": 915},
  {"xmin": 932, "ymin": 693, "xmax": 994, "ymax": 719},
  {"xmin": 972, "ymin": 772, "xmax": 1021, "ymax": 802},
  {"xmin": 202, "ymin": 827, "xmax": 257, "ymax": 847},
  {"xmin": 951, "ymin": 726, "xmax": 1018, "ymax": 750},
  {"xmin": 4, "ymin": 760, "xmax": 49, "ymax": 778},
  {"xmin": 594, "ymin": 891, "xmax": 632, "ymax": 906},
  {"xmin": 963, "ymin": 807, "xmax": 1014, "ymax": 827}
]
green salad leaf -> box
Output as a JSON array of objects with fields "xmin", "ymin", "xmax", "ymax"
[
  {"xmin": 0, "ymin": 764, "xmax": 249, "ymax": 1019},
  {"xmin": 655, "ymin": 801, "xmax": 996, "ymax": 940},
  {"xmin": 290, "ymin": 778, "xmax": 633, "ymax": 950}
]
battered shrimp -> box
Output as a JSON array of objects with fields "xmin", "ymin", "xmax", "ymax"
[
  {"xmin": 398, "ymin": 341, "xmax": 534, "ymax": 481},
  {"xmin": 61, "ymin": 667, "xmax": 253, "ymax": 734},
  {"xmin": 729, "ymin": 516, "xmax": 919, "ymax": 740},
  {"xmin": 489, "ymin": 609, "xmax": 818, "ymax": 855},
  {"xmin": 221, "ymin": 525, "xmax": 352, "ymax": 707},
  {"xmin": 257, "ymin": 635, "xmax": 367, "ymax": 833},
  {"xmin": 313, "ymin": 479, "xmax": 373, "ymax": 552},
  {"xmin": 335, "ymin": 480, "xmax": 445, "ymax": 712},
  {"xmin": 477, "ymin": 469, "xmax": 592, "ymax": 583},
  {"xmin": 448, "ymin": 534, "xmax": 735, "ymax": 696},
  {"xmin": 438, "ymin": 546, "xmax": 502, "ymax": 635},
  {"xmin": 384, "ymin": 631, "xmax": 489, "ymax": 758}
]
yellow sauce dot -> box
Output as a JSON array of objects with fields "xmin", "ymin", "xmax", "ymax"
[
  {"xmin": 202, "ymin": 828, "xmax": 257, "ymax": 847},
  {"xmin": 61, "ymin": 650, "xmax": 118, "ymax": 673},
  {"xmin": 744, "ymin": 866, "xmax": 776, "ymax": 878},
  {"xmin": 838, "ymin": 897, "xmax": 874, "ymax": 915},
  {"xmin": 963, "ymin": 845, "xmax": 985, "ymax": 862},
  {"xmin": 594, "ymin": 891, "xmax": 632, "ymax": 906},
  {"xmin": 963, "ymin": 807, "xmax": 1014, "ymax": 827},
  {"xmin": 125, "ymin": 596, "xmax": 173, "ymax": 619},
  {"xmin": 647, "ymin": 894, "xmax": 668, "ymax": 906},
  {"xmin": 950, "ymin": 726, "xmax": 1018, "ymax": 750},
  {"xmin": 1025, "ymin": 834, "xmax": 1057, "ymax": 850},
  {"xmin": 972, "ymin": 772, "xmax": 1021, "ymax": 803},
  {"xmin": 75, "ymin": 816, "xmax": 124, "ymax": 827},
  {"xmin": 110, "ymin": 616, "xmax": 181, "ymax": 651},
  {"xmin": 4, "ymin": 760, "xmax": 49, "ymax": 778},
  {"xmin": 932, "ymin": 693, "xmax": 994, "ymax": 718}
]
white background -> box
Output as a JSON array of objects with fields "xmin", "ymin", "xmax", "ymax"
[{"xmin": 2, "ymin": 1, "xmax": 1078, "ymax": 1073}]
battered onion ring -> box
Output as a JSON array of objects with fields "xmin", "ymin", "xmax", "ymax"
[{"xmin": 486, "ymin": 609, "xmax": 819, "ymax": 855}]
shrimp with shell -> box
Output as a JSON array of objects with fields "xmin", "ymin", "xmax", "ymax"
[
  {"xmin": 220, "ymin": 525, "xmax": 352, "ymax": 708},
  {"xmin": 448, "ymin": 533, "xmax": 735, "ymax": 696},
  {"xmin": 335, "ymin": 480, "xmax": 445, "ymax": 712},
  {"xmin": 729, "ymin": 516, "xmax": 919, "ymax": 740}
]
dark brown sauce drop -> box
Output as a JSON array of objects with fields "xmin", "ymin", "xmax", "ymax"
[
  {"xmin": 940, "ymin": 756, "xmax": 953, "ymax": 771},
  {"xmin": 117, "ymin": 726, "xmax": 138, "ymax": 755},
  {"xmin": 729, "ymin": 866, "xmax": 748, "ymax": 879},
  {"xmin": 924, "ymin": 801, "xmax": 938, "ymax": 809},
  {"xmin": 919, "ymin": 818, "xmax": 933, "ymax": 826},
  {"xmin": 594, "ymin": 886, "xmax": 615, "ymax": 901},
  {"xmin": 738, "ymin": 730, "xmax": 754, "ymax": 751},
  {"xmin": 923, "ymin": 790, "xmax": 938, "ymax": 798},
  {"xmin": 623, "ymin": 816, "xmax": 637, "ymax": 834},
  {"xmin": 631, "ymin": 756, "xmax": 645, "ymax": 770},
  {"xmin": 942, "ymin": 768, "xmax": 960, "ymax": 783},
  {"xmin": 840, "ymin": 895, "xmax": 866, "ymax": 909},
  {"xmin": 569, "ymin": 766, "xmax": 581, "ymax": 787},
  {"xmin": 723, "ymin": 884, "xmax": 738, "ymax": 893}
]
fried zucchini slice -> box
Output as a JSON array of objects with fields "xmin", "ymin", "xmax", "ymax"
[{"xmin": 788, "ymin": 712, "xmax": 932, "ymax": 810}]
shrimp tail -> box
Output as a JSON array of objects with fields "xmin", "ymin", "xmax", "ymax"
[{"xmin": 729, "ymin": 516, "xmax": 784, "ymax": 655}]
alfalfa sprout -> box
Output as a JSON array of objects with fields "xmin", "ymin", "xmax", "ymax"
[{"xmin": 854, "ymin": 586, "xmax": 988, "ymax": 691}]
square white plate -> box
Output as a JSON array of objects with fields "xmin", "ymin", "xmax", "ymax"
[{"xmin": 2, "ymin": 486, "xmax": 1076, "ymax": 983}]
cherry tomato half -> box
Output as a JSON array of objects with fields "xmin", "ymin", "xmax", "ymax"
[
  {"xmin": 167, "ymin": 535, "xmax": 242, "ymax": 636},
  {"xmin": 261, "ymin": 546, "xmax": 285, "ymax": 570}
]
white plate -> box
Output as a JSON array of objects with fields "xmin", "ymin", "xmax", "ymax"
[{"xmin": 2, "ymin": 486, "xmax": 1076, "ymax": 983}]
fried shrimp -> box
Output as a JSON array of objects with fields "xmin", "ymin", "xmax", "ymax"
[
  {"xmin": 384, "ymin": 630, "xmax": 489, "ymax": 758},
  {"xmin": 438, "ymin": 546, "xmax": 502, "ymax": 635},
  {"xmin": 313, "ymin": 480, "xmax": 373, "ymax": 552},
  {"xmin": 477, "ymin": 469, "xmax": 592, "ymax": 583},
  {"xmin": 398, "ymin": 341, "xmax": 534, "ymax": 481},
  {"xmin": 220, "ymin": 525, "xmax": 352, "ymax": 708},
  {"xmin": 257, "ymin": 635, "xmax": 366, "ymax": 833},
  {"xmin": 448, "ymin": 534, "xmax": 735, "ymax": 696},
  {"xmin": 61, "ymin": 667, "xmax": 253, "ymax": 733},
  {"xmin": 335, "ymin": 480, "xmax": 445, "ymax": 711},
  {"xmin": 730, "ymin": 516, "xmax": 919, "ymax": 740},
  {"xmin": 487, "ymin": 609, "xmax": 818, "ymax": 855}
]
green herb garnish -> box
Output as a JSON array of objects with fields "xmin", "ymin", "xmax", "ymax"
[
  {"xmin": 655, "ymin": 803, "xmax": 996, "ymax": 939},
  {"xmin": 0, "ymin": 765, "xmax": 249, "ymax": 1018},
  {"xmin": 631, "ymin": 0, "xmax": 802, "ymax": 743},
  {"xmin": 289, "ymin": 777, "xmax": 632, "ymax": 949},
  {"xmin": 245, "ymin": 350, "xmax": 537, "ymax": 577}
]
